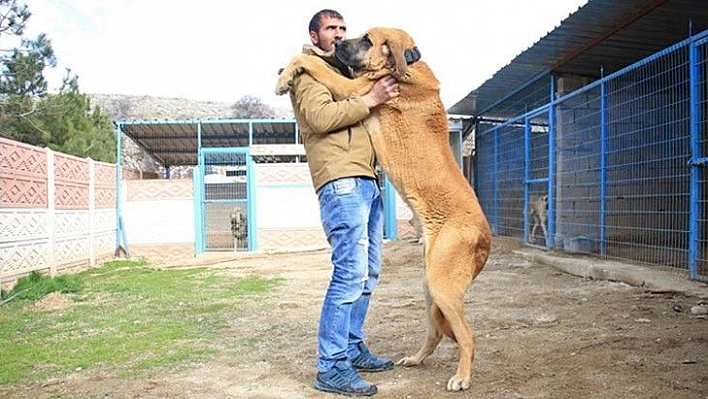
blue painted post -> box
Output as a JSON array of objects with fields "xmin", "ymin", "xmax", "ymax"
[
  {"xmin": 114, "ymin": 123, "xmax": 130, "ymax": 257},
  {"xmin": 197, "ymin": 123, "xmax": 205, "ymax": 255},
  {"xmin": 547, "ymin": 77, "xmax": 556, "ymax": 248},
  {"xmin": 523, "ymin": 116, "xmax": 531, "ymax": 243},
  {"xmin": 384, "ymin": 176, "xmax": 397, "ymax": 240},
  {"xmin": 246, "ymin": 150, "xmax": 258, "ymax": 251},
  {"xmin": 492, "ymin": 128, "xmax": 499, "ymax": 235},
  {"xmin": 193, "ymin": 165, "xmax": 203, "ymax": 256},
  {"xmin": 115, "ymin": 123, "xmax": 122, "ymax": 253},
  {"xmin": 600, "ymin": 67, "xmax": 608, "ymax": 256},
  {"xmin": 688, "ymin": 35, "xmax": 700, "ymax": 280}
]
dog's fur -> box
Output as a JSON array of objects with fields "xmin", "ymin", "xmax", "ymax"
[
  {"xmin": 409, "ymin": 212, "xmax": 424, "ymax": 244},
  {"xmin": 529, "ymin": 194, "xmax": 548, "ymax": 242},
  {"xmin": 276, "ymin": 27, "xmax": 491, "ymax": 391},
  {"xmin": 229, "ymin": 208, "xmax": 248, "ymax": 248}
]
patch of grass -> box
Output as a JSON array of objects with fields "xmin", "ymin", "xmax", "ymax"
[
  {"xmin": 0, "ymin": 259, "xmax": 284, "ymax": 384},
  {"xmin": 1, "ymin": 271, "xmax": 82, "ymax": 302}
]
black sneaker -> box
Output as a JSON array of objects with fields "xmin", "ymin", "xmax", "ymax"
[
  {"xmin": 313, "ymin": 360, "xmax": 377, "ymax": 396},
  {"xmin": 350, "ymin": 342, "xmax": 394, "ymax": 372}
]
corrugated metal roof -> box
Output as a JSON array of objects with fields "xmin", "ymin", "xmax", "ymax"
[
  {"xmin": 119, "ymin": 117, "xmax": 467, "ymax": 167},
  {"xmin": 119, "ymin": 119, "xmax": 298, "ymax": 166},
  {"xmin": 448, "ymin": 0, "xmax": 708, "ymax": 118}
]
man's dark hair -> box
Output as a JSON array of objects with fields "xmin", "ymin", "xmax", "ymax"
[{"xmin": 308, "ymin": 9, "xmax": 343, "ymax": 33}]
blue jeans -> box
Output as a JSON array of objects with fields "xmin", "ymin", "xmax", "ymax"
[{"xmin": 316, "ymin": 177, "xmax": 384, "ymax": 372}]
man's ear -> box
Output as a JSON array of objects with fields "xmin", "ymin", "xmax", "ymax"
[{"xmin": 385, "ymin": 40, "xmax": 408, "ymax": 79}]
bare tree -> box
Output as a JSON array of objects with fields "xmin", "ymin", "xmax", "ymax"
[{"xmin": 232, "ymin": 95, "xmax": 276, "ymax": 118}]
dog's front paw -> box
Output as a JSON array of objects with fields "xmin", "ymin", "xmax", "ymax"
[
  {"xmin": 275, "ymin": 73, "xmax": 294, "ymax": 95},
  {"xmin": 447, "ymin": 374, "xmax": 471, "ymax": 391},
  {"xmin": 274, "ymin": 57, "xmax": 305, "ymax": 95}
]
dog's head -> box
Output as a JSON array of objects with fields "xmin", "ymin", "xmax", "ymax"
[
  {"xmin": 538, "ymin": 195, "xmax": 549, "ymax": 210},
  {"xmin": 334, "ymin": 27, "xmax": 420, "ymax": 79},
  {"xmin": 540, "ymin": 194, "xmax": 548, "ymax": 204}
]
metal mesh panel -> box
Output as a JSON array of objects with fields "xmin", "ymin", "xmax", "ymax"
[
  {"xmin": 529, "ymin": 124, "xmax": 550, "ymax": 183},
  {"xmin": 527, "ymin": 117, "xmax": 550, "ymax": 245},
  {"xmin": 203, "ymin": 151, "xmax": 248, "ymax": 251},
  {"xmin": 554, "ymin": 85, "xmax": 603, "ymax": 252},
  {"xmin": 475, "ymin": 123, "xmax": 497, "ymax": 231},
  {"xmin": 474, "ymin": 30, "xmax": 707, "ymax": 281},
  {"xmin": 697, "ymin": 38, "xmax": 708, "ymax": 280},
  {"xmin": 604, "ymin": 46, "xmax": 691, "ymax": 267},
  {"xmin": 476, "ymin": 123, "xmax": 526, "ymax": 237}
]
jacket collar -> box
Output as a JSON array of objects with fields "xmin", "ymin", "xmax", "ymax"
[{"xmin": 302, "ymin": 45, "xmax": 353, "ymax": 77}]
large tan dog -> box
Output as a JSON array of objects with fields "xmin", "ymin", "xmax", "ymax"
[{"xmin": 276, "ymin": 27, "xmax": 491, "ymax": 392}]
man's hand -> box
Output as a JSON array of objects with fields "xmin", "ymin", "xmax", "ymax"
[{"xmin": 361, "ymin": 76, "xmax": 399, "ymax": 108}]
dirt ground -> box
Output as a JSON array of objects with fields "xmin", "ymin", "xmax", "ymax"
[{"xmin": 4, "ymin": 237, "xmax": 708, "ymax": 398}]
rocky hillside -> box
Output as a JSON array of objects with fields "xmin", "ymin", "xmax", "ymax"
[
  {"xmin": 88, "ymin": 93, "xmax": 292, "ymax": 121},
  {"xmin": 87, "ymin": 94, "xmax": 294, "ymax": 176}
]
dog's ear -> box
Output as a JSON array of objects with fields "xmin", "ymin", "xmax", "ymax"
[{"xmin": 384, "ymin": 39, "xmax": 408, "ymax": 79}]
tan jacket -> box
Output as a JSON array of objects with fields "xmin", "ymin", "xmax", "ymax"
[{"xmin": 289, "ymin": 45, "xmax": 377, "ymax": 192}]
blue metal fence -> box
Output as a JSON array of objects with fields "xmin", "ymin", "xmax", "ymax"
[{"xmin": 475, "ymin": 30, "xmax": 707, "ymax": 281}]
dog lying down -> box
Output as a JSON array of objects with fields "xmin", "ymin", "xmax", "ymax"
[{"xmin": 276, "ymin": 27, "xmax": 492, "ymax": 391}]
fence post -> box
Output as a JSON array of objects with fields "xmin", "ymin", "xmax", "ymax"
[
  {"xmin": 599, "ymin": 69, "xmax": 608, "ymax": 256},
  {"xmin": 688, "ymin": 34, "xmax": 700, "ymax": 281},
  {"xmin": 89, "ymin": 158, "xmax": 96, "ymax": 266},
  {"xmin": 547, "ymin": 78, "xmax": 556, "ymax": 248},
  {"xmin": 46, "ymin": 147, "xmax": 56, "ymax": 277}
]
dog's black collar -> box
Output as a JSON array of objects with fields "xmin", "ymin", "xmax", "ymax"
[{"xmin": 405, "ymin": 47, "xmax": 421, "ymax": 64}]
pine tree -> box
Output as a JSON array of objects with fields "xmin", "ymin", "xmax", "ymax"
[{"xmin": 0, "ymin": 1, "xmax": 115, "ymax": 163}]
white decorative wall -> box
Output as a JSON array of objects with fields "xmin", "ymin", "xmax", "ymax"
[{"xmin": 0, "ymin": 138, "xmax": 116, "ymax": 289}]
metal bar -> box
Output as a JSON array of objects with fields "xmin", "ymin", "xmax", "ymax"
[
  {"xmin": 246, "ymin": 150, "xmax": 256, "ymax": 251},
  {"xmin": 688, "ymin": 34, "xmax": 700, "ymax": 280},
  {"xmin": 198, "ymin": 142, "xmax": 206, "ymax": 254},
  {"xmin": 492, "ymin": 127, "xmax": 499, "ymax": 235},
  {"xmin": 114, "ymin": 122, "xmax": 129, "ymax": 257},
  {"xmin": 202, "ymin": 147, "xmax": 253, "ymax": 155},
  {"xmin": 527, "ymin": 178, "xmax": 549, "ymax": 184},
  {"xmin": 599, "ymin": 68, "xmax": 608, "ymax": 256},
  {"xmin": 523, "ymin": 115, "xmax": 531, "ymax": 243},
  {"xmin": 193, "ymin": 165, "xmax": 204, "ymax": 256},
  {"xmin": 118, "ymin": 118, "xmax": 298, "ymax": 126},
  {"xmin": 115, "ymin": 123, "xmax": 122, "ymax": 253},
  {"xmin": 547, "ymin": 76, "xmax": 556, "ymax": 248},
  {"xmin": 204, "ymin": 199, "xmax": 248, "ymax": 204},
  {"xmin": 382, "ymin": 176, "xmax": 397, "ymax": 240}
]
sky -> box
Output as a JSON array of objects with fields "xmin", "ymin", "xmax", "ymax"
[{"xmin": 17, "ymin": 0, "xmax": 588, "ymax": 113}]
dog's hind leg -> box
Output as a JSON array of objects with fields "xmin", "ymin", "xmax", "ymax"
[
  {"xmin": 425, "ymin": 223, "xmax": 489, "ymax": 391},
  {"xmin": 540, "ymin": 218, "xmax": 548, "ymax": 241},
  {"xmin": 397, "ymin": 280, "xmax": 444, "ymax": 367},
  {"xmin": 531, "ymin": 216, "xmax": 540, "ymax": 241},
  {"xmin": 428, "ymin": 274, "xmax": 475, "ymax": 391}
]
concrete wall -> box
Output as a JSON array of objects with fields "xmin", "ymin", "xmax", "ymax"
[
  {"xmin": 0, "ymin": 138, "xmax": 116, "ymax": 289},
  {"xmin": 121, "ymin": 159, "xmax": 418, "ymax": 262}
]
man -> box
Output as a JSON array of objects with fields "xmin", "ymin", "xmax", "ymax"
[{"xmin": 286, "ymin": 9, "xmax": 399, "ymax": 397}]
